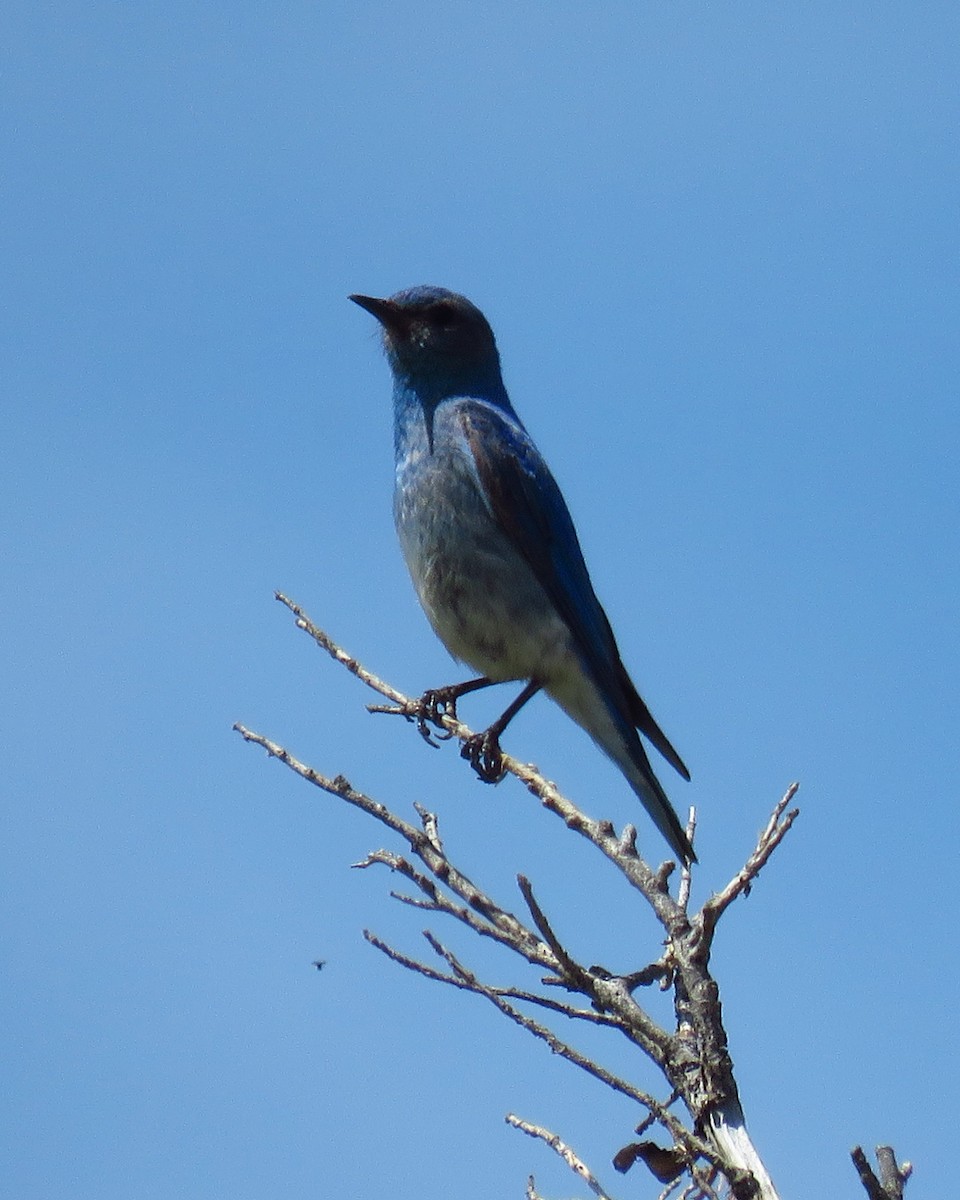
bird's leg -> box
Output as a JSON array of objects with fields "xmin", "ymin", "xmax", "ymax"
[
  {"xmin": 415, "ymin": 676, "xmax": 495, "ymax": 745},
  {"xmin": 461, "ymin": 679, "xmax": 542, "ymax": 783}
]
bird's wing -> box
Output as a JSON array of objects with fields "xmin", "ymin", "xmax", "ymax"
[{"xmin": 456, "ymin": 401, "xmax": 688, "ymax": 779}]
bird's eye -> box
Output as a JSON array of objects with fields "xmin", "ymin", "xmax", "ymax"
[{"xmin": 429, "ymin": 301, "xmax": 459, "ymax": 327}]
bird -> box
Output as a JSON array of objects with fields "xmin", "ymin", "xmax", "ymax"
[{"xmin": 349, "ymin": 286, "xmax": 694, "ymax": 864}]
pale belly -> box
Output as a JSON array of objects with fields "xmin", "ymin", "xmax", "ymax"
[{"xmin": 394, "ymin": 456, "xmax": 573, "ymax": 685}]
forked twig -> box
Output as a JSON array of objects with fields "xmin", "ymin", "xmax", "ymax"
[
  {"xmin": 235, "ymin": 600, "xmax": 903, "ymax": 1200},
  {"xmin": 507, "ymin": 1115, "xmax": 619, "ymax": 1200}
]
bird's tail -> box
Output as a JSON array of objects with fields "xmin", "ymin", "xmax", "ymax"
[
  {"xmin": 617, "ymin": 661, "xmax": 691, "ymax": 781},
  {"xmin": 615, "ymin": 735, "xmax": 696, "ymax": 865},
  {"xmin": 549, "ymin": 676, "xmax": 695, "ymax": 865}
]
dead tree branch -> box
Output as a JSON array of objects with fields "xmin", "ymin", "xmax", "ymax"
[
  {"xmin": 507, "ymin": 1115, "xmax": 619, "ymax": 1200},
  {"xmin": 236, "ymin": 598, "xmax": 907, "ymax": 1200},
  {"xmin": 851, "ymin": 1146, "xmax": 913, "ymax": 1200}
]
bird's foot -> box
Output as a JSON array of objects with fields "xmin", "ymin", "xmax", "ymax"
[
  {"xmin": 460, "ymin": 729, "xmax": 506, "ymax": 783},
  {"xmin": 412, "ymin": 686, "xmax": 462, "ymax": 746}
]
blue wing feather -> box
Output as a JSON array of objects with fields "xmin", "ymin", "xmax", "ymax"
[{"xmin": 457, "ymin": 401, "xmax": 689, "ymax": 780}]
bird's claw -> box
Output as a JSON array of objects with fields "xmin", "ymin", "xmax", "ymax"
[
  {"xmin": 411, "ymin": 686, "xmax": 506, "ymax": 782},
  {"xmin": 413, "ymin": 687, "xmax": 460, "ymax": 746},
  {"xmin": 461, "ymin": 729, "xmax": 506, "ymax": 783}
]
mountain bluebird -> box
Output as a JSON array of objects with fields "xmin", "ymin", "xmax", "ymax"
[{"xmin": 350, "ymin": 286, "xmax": 694, "ymax": 864}]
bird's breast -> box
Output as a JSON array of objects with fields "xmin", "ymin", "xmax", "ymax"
[{"xmin": 394, "ymin": 443, "xmax": 571, "ymax": 683}]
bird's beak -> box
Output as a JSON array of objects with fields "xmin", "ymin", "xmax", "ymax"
[{"xmin": 349, "ymin": 293, "xmax": 404, "ymax": 330}]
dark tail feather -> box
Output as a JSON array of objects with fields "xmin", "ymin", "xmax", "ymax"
[
  {"xmin": 623, "ymin": 735, "xmax": 696, "ymax": 865},
  {"xmin": 618, "ymin": 666, "xmax": 691, "ymax": 781}
]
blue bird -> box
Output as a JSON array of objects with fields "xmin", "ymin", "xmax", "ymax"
[{"xmin": 350, "ymin": 286, "xmax": 694, "ymax": 864}]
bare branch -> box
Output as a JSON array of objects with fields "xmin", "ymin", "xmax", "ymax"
[
  {"xmin": 233, "ymin": 723, "xmax": 676, "ymax": 1067},
  {"xmin": 517, "ymin": 874, "xmax": 594, "ymax": 993},
  {"xmin": 363, "ymin": 928, "xmax": 471, "ymax": 991},
  {"xmin": 676, "ymin": 809, "xmax": 697, "ymax": 913},
  {"xmin": 851, "ymin": 1145, "xmax": 912, "ymax": 1200},
  {"xmin": 420, "ymin": 931, "xmax": 717, "ymax": 1169},
  {"xmin": 686, "ymin": 1166, "xmax": 724, "ymax": 1200},
  {"xmin": 875, "ymin": 1147, "xmax": 913, "ymax": 1197},
  {"xmin": 622, "ymin": 959, "xmax": 674, "ymax": 991},
  {"xmin": 233, "ymin": 723, "xmax": 556, "ymax": 972},
  {"xmin": 269, "ymin": 600, "xmax": 712, "ymax": 930},
  {"xmin": 697, "ymin": 785, "xmax": 800, "ymax": 945},
  {"xmin": 236, "ymin": 603, "xmax": 860, "ymax": 1200},
  {"xmin": 364, "ymin": 928, "xmax": 619, "ymax": 1026},
  {"xmin": 353, "ymin": 846, "xmax": 542, "ymax": 957},
  {"xmin": 634, "ymin": 1092, "xmax": 681, "ymax": 1138},
  {"xmin": 507, "ymin": 1114, "xmax": 619, "ymax": 1200},
  {"xmin": 413, "ymin": 801, "xmax": 443, "ymax": 853},
  {"xmin": 275, "ymin": 591, "xmax": 408, "ymax": 705}
]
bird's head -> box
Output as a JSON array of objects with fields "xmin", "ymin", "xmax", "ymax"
[{"xmin": 350, "ymin": 286, "xmax": 503, "ymax": 398}]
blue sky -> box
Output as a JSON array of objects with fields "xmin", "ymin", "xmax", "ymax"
[{"xmin": 3, "ymin": 3, "xmax": 958, "ymax": 1197}]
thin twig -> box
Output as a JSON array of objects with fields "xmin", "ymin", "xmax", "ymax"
[
  {"xmin": 851, "ymin": 1145, "xmax": 912, "ymax": 1200},
  {"xmin": 237, "ymin": 605, "xmax": 805, "ymax": 1199},
  {"xmin": 517, "ymin": 874, "xmax": 593, "ymax": 992},
  {"xmin": 364, "ymin": 928, "xmax": 619, "ymax": 1026},
  {"xmin": 421, "ymin": 931, "xmax": 717, "ymax": 1169},
  {"xmin": 233, "ymin": 722, "xmax": 556, "ymax": 970},
  {"xmin": 697, "ymin": 785, "xmax": 800, "ymax": 945},
  {"xmin": 275, "ymin": 591, "xmax": 408, "ymax": 705},
  {"xmin": 506, "ymin": 1114, "xmax": 619, "ymax": 1200},
  {"xmin": 676, "ymin": 809, "xmax": 697, "ymax": 914},
  {"xmin": 269, "ymin": 601, "xmax": 704, "ymax": 928},
  {"xmin": 353, "ymin": 846, "xmax": 547, "ymax": 958},
  {"xmin": 235, "ymin": 720, "xmax": 676, "ymax": 1065}
]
